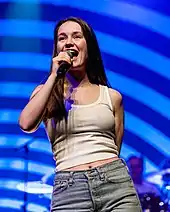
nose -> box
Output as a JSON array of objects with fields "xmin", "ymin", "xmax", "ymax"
[{"xmin": 65, "ymin": 36, "xmax": 74, "ymax": 48}]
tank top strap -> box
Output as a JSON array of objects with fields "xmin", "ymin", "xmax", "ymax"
[{"xmin": 99, "ymin": 85, "xmax": 113, "ymax": 111}]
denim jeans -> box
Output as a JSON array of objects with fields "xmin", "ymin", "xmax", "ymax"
[{"xmin": 50, "ymin": 158, "xmax": 142, "ymax": 211}]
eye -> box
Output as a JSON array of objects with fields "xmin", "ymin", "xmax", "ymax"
[
  {"xmin": 73, "ymin": 34, "xmax": 83, "ymax": 39},
  {"xmin": 58, "ymin": 36, "xmax": 66, "ymax": 41}
]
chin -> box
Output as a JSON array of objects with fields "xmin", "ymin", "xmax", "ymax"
[
  {"xmin": 69, "ymin": 67, "xmax": 77, "ymax": 72},
  {"xmin": 70, "ymin": 64, "xmax": 82, "ymax": 71}
]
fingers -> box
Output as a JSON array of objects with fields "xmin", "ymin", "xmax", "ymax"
[
  {"xmin": 51, "ymin": 51, "xmax": 72, "ymax": 76},
  {"xmin": 52, "ymin": 52, "xmax": 72, "ymax": 75},
  {"xmin": 53, "ymin": 51, "xmax": 72, "ymax": 65}
]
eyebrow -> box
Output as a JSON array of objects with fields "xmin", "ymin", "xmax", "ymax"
[{"xmin": 58, "ymin": 31, "xmax": 83, "ymax": 36}]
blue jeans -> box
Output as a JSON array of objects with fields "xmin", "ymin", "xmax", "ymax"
[{"xmin": 50, "ymin": 158, "xmax": 142, "ymax": 211}]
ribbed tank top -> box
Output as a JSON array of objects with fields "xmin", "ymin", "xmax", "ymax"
[{"xmin": 47, "ymin": 85, "xmax": 119, "ymax": 170}]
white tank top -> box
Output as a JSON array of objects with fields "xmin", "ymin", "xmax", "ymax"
[{"xmin": 46, "ymin": 85, "xmax": 118, "ymax": 171}]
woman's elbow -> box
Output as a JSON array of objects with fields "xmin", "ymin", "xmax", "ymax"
[{"xmin": 18, "ymin": 116, "xmax": 37, "ymax": 133}]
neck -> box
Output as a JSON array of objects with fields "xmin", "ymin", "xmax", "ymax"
[{"xmin": 65, "ymin": 72, "xmax": 90, "ymax": 88}]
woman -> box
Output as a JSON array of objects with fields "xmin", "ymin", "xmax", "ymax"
[{"xmin": 19, "ymin": 17, "xmax": 142, "ymax": 212}]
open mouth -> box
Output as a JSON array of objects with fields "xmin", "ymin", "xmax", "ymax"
[{"xmin": 66, "ymin": 49, "xmax": 79, "ymax": 58}]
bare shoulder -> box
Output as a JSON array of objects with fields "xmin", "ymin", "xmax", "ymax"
[
  {"xmin": 30, "ymin": 84, "xmax": 44, "ymax": 99},
  {"xmin": 108, "ymin": 88, "xmax": 123, "ymax": 105}
]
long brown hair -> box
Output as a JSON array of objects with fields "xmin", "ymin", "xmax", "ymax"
[{"xmin": 44, "ymin": 17, "xmax": 110, "ymax": 121}]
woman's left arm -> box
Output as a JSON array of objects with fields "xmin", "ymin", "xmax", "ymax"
[{"xmin": 109, "ymin": 89, "xmax": 124, "ymax": 154}]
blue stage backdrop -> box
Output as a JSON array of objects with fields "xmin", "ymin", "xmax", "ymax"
[{"xmin": 0, "ymin": 0, "xmax": 170, "ymax": 211}]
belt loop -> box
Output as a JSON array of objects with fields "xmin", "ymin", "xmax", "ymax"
[
  {"xmin": 120, "ymin": 158, "xmax": 126, "ymax": 165},
  {"xmin": 96, "ymin": 167, "xmax": 105, "ymax": 181},
  {"xmin": 68, "ymin": 171, "xmax": 74, "ymax": 186},
  {"xmin": 121, "ymin": 158, "xmax": 129, "ymax": 172}
]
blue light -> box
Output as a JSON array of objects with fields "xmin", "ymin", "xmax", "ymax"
[
  {"xmin": 0, "ymin": 198, "xmax": 48, "ymax": 211},
  {"xmin": 0, "ymin": 108, "xmax": 169, "ymax": 156},
  {"xmin": 0, "ymin": 199, "xmax": 23, "ymax": 210},
  {"xmin": 0, "ymin": 134, "xmax": 51, "ymax": 154},
  {"xmin": 1, "ymin": 0, "xmax": 170, "ymax": 38},
  {"xmin": 1, "ymin": 19, "xmax": 170, "ymax": 79},
  {"xmin": 106, "ymin": 70, "xmax": 170, "ymax": 119},
  {"xmin": 97, "ymin": 32, "xmax": 170, "ymax": 80},
  {"xmin": 0, "ymin": 19, "xmax": 54, "ymax": 39},
  {"xmin": 125, "ymin": 112, "xmax": 170, "ymax": 156},
  {"xmin": 120, "ymin": 144, "xmax": 158, "ymax": 174},
  {"xmin": 0, "ymin": 0, "xmax": 170, "ymax": 210},
  {"xmin": 0, "ymin": 159, "xmax": 54, "ymax": 174},
  {"xmin": 0, "ymin": 82, "xmax": 37, "ymax": 98},
  {"xmin": 0, "ymin": 52, "xmax": 51, "ymax": 71}
]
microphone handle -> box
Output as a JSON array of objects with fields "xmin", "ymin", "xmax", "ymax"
[
  {"xmin": 56, "ymin": 49, "xmax": 77, "ymax": 76},
  {"xmin": 57, "ymin": 61, "xmax": 72, "ymax": 76}
]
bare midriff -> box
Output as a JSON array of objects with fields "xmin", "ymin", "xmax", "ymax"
[{"xmin": 64, "ymin": 156, "xmax": 119, "ymax": 171}]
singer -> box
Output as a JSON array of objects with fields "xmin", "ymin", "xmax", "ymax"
[{"xmin": 19, "ymin": 17, "xmax": 142, "ymax": 211}]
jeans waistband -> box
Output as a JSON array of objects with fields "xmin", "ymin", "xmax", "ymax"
[{"xmin": 54, "ymin": 158, "xmax": 127, "ymax": 180}]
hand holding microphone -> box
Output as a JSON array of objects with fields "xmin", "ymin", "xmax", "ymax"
[{"xmin": 52, "ymin": 49, "xmax": 78, "ymax": 77}]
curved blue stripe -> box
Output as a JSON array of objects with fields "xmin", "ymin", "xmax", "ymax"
[
  {"xmin": 0, "ymin": 0, "xmax": 170, "ymax": 38},
  {"xmin": 106, "ymin": 70, "xmax": 170, "ymax": 119},
  {"xmin": 0, "ymin": 123, "xmax": 47, "ymax": 137},
  {"xmin": 1, "ymin": 94, "xmax": 170, "ymax": 142},
  {"xmin": 125, "ymin": 112, "xmax": 170, "ymax": 157},
  {"xmin": 1, "ymin": 109, "xmax": 170, "ymax": 156},
  {"xmin": 0, "ymin": 109, "xmax": 20, "ymax": 123},
  {"xmin": 0, "ymin": 198, "xmax": 48, "ymax": 211},
  {"xmin": 53, "ymin": 0, "xmax": 170, "ymax": 38},
  {"xmin": 121, "ymin": 144, "xmax": 158, "ymax": 173},
  {"xmin": 0, "ymin": 179, "xmax": 52, "ymax": 200},
  {"xmin": 0, "ymin": 150, "xmax": 53, "ymax": 168},
  {"xmin": 124, "ymin": 131, "xmax": 166, "ymax": 166},
  {"xmin": 1, "ymin": 76, "xmax": 170, "ymax": 119},
  {"xmin": 1, "ymin": 5, "xmax": 170, "ymax": 59},
  {"xmin": 0, "ymin": 123, "xmax": 166, "ymax": 166},
  {"xmin": 0, "ymin": 170, "xmax": 40, "ymax": 182},
  {"xmin": 0, "ymin": 179, "xmax": 22, "ymax": 192},
  {"xmin": 0, "ymin": 68, "xmax": 46, "ymax": 83},
  {"xmin": 2, "ymin": 91, "xmax": 169, "ymax": 139},
  {"xmin": 0, "ymin": 158, "xmax": 54, "ymax": 174},
  {"xmin": 1, "ymin": 18, "xmax": 170, "ymax": 79},
  {"xmin": 0, "ymin": 19, "xmax": 54, "ymax": 38},
  {"xmin": 0, "ymin": 52, "xmax": 50, "ymax": 71},
  {"xmin": 0, "ymin": 82, "xmax": 37, "ymax": 97},
  {"xmin": 121, "ymin": 144, "xmax": 144, "ymax": 158},
  {"xmin": 0, "ymin": 190, "xmax": 25, "ymax": 202},
  {"xmin": 103, "ymin": 53, "xmax": 170, "ymax": 99},
  {"xmin": 124, "ymin": 96, "xmax": 170, "ymax": 139},
  {"xmin": 0, "ymin": 97, "xmax": 29, "ymax": 110},
  {"xmin": 1, "ymin": 25, "xmax": 170, "ymax": 60},
  {"xmin": 0, "ymin": 199, "xmax": 22, "ymax": 210},
  {"xmin": 1, "ymin": 57, "xmax": 170, "ymax": 100},
  {"xmin": 1, "ymin": 36, "xmax": 43, "ymax": 54},
  {"xmin": 124, "ymin": 0, "xmax": 170, "ymax": 17},
  {"xmin": 97, "ymin": 31, "xmax": 170, "ymax": 80},
  {"xmin": 1, "ymin": 65, "xmax": 170, "ymax": 120},
  {"xmin": 0, "ymin": 134, "xmax": 50, "ymax": 153}
]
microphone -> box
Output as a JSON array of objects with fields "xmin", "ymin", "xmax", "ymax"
[{"xmin": 57, "ymin": 49, "xmax": 78, "ymax": 75}]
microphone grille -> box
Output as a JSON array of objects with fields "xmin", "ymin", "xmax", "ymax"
[{"xmin": 67, "ymin": 49, "xmax": 78, "ymax": 58}]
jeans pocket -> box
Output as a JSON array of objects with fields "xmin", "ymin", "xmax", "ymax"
[
  {"xmin": 105, "ymin": 166, "xmax": 132, "ymax": 185},
  {"xmin": 52, "ymin": 179, "xmax": 69, "ymax": 195},
  {"xmin": 105, "ymin": 166, "xmax": 141, "ymax": 208}
]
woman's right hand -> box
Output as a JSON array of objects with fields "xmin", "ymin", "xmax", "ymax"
[
  {"xmin": 51, "ymin": 51, "xmax": 72, "ymax": 76},
  {"xmin": 18, "ymin": 51, "xmax": 72, "ymax": 132}
]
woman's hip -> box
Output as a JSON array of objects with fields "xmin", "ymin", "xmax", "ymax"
[{"xmin": 51, "ymin": 158, "xmax": 142, "ymax": 211}]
